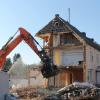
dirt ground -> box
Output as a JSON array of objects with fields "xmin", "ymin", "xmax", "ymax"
[
  {"xmin": 11, "ymin": 87, "xmax": 58, "ymax": 100},
  {"xmin": 20, "ymin": 97, "xmax": 42, "ymax": 100}
]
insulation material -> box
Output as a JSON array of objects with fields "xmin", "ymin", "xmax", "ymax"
[{"xmin": 54, "ymin": 50, "xmax": 60, "ymax": 65}]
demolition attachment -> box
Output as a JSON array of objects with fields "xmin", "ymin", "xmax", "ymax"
[{"xmin": 39, "ymin": 50, "xmax": 58, "ymax": 78}]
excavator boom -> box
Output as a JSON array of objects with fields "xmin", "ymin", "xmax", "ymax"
[{"xmin": 0, "ymin": 28, "xmax": 58, "ymax": 78}]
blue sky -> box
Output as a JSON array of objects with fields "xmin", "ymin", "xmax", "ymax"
[{"xmin": 0, "ymin": 0, "xmax": 100, "ymax": 64}]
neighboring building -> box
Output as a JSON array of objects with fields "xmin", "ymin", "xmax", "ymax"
[
  {"xmin": 9, "ymin": 60, "xmax": 47, "ymax": 88},
  {"xmin": 36, "ymin": 14, "xmax": 100, "ymax": 88},
  {"xmin": 27, "ymin": 66, "xmax": 48, "ymax": 88}
]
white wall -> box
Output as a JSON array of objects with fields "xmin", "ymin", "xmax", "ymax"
[
  {"xmin": 86, "ymin": 45, "xmax": 100, "ymax": 84},
  {"xmin": 0, "ymin": 71, "xmax": 9, "ymax": 100}
]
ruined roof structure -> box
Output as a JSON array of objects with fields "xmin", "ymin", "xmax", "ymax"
[{"xmin": 36, "ymin": 14, "xmax": 100, "ymax": 51}]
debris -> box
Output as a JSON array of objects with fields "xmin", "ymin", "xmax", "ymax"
[{"xmin": 44, "ymin": 82, "xmax": 100, "ymax": 100}]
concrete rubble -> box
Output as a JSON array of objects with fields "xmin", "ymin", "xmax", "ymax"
[
  {"xmin": 44, "ymin": 82, "xmax": 100, "ymax": 100},
  {"xmin": 9, "ymin": 82, "xmax": 100, "ymax": 100}
]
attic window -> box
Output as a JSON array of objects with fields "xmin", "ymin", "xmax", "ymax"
[{"xmin": 54, "ymin": 21, "xmax": 59, "ymax": 27}]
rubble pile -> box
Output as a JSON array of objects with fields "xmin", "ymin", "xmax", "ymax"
[
  {"xmin": 11, "ymin": 86, "xmax": 59, "ymax": 99},
  {"xmin": 12, "ymin": 87, "xmax": 44, "ymax": 99},
  {"xmin": 44, "ymin": 82, "xmax": 100, "ymax": 100},
  {"xmin": 10, "ymin": 82, "xmax": 100, "ymax": 100}
]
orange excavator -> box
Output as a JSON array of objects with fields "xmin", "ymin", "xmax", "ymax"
[{"xmin": 0, "ymin": 27, "xmax": 58, "ymax": 78}]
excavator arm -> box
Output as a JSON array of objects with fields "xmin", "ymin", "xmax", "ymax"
[{"xmin": 0, "ymin": 27, "xmax": 58, "ymax": 78}]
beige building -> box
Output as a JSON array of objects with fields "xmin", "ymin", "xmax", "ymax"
[
  {"xmin": 36, "ymin": 14, "xmax": 100, "ymax": 88},
  {"xmin": 27, "ymin": 66, "xmax": 48, "ymax": 88}
]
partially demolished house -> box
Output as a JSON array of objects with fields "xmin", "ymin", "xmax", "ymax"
[{"xmin": 36, "ymin": 14, "xmax": 100, "ymax": 88}]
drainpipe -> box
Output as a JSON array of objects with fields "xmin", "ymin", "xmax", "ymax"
[{"xmin": 83, "ymin": 45, "xmax": 86, "ymax": 81}]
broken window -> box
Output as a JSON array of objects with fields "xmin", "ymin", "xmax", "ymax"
[{"xmin": 60, "ymin": 33, "xmax": 80, "ymax": 45}]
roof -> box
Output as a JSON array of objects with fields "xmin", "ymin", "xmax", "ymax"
[{"xmin": 36, "ymin": 14, "xmax": 100, "ymax": 51}]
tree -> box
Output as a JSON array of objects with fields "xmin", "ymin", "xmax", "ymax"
[
  {"xmin": 10, "ymin": 53, "xmax": 27, "ymax": 79},
  {"xmin": 3, "ymin": 58, "xmax": 12, "ymax": 72},
  {"xmin": 13, "ymin": 53, "xmax": 21, "ymax": 62}
]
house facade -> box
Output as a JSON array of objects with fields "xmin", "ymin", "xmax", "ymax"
[{"xmin": 36, "ymin": 14, "xmax": 100, "ymax": 88}]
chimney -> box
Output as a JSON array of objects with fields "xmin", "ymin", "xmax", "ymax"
[
  {"xmin": 55, "ymin": 14, "xmax": 59, "ymax": 17},
  {"xmin": 82, "ymin": 32, "xmax": 86, "ymax": 37}
]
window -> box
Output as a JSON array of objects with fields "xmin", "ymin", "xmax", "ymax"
[
  {"xmin": 60, "ymin": 33, "xmax": 80, "ymax": 45},
  {"xmin": 96, "ymin": 54, "xmax": 99, "ymax": 65},
  {"xmin": 90, "ymin": 49, "xmax": 93, "ymax": 62},
  {"xmin": 88, "ymin": 69, "xmax": 93, "ymax": 82},
  {"xmin": 54, "ymin": 22, "xmax": 59, "ymax": 27}
]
